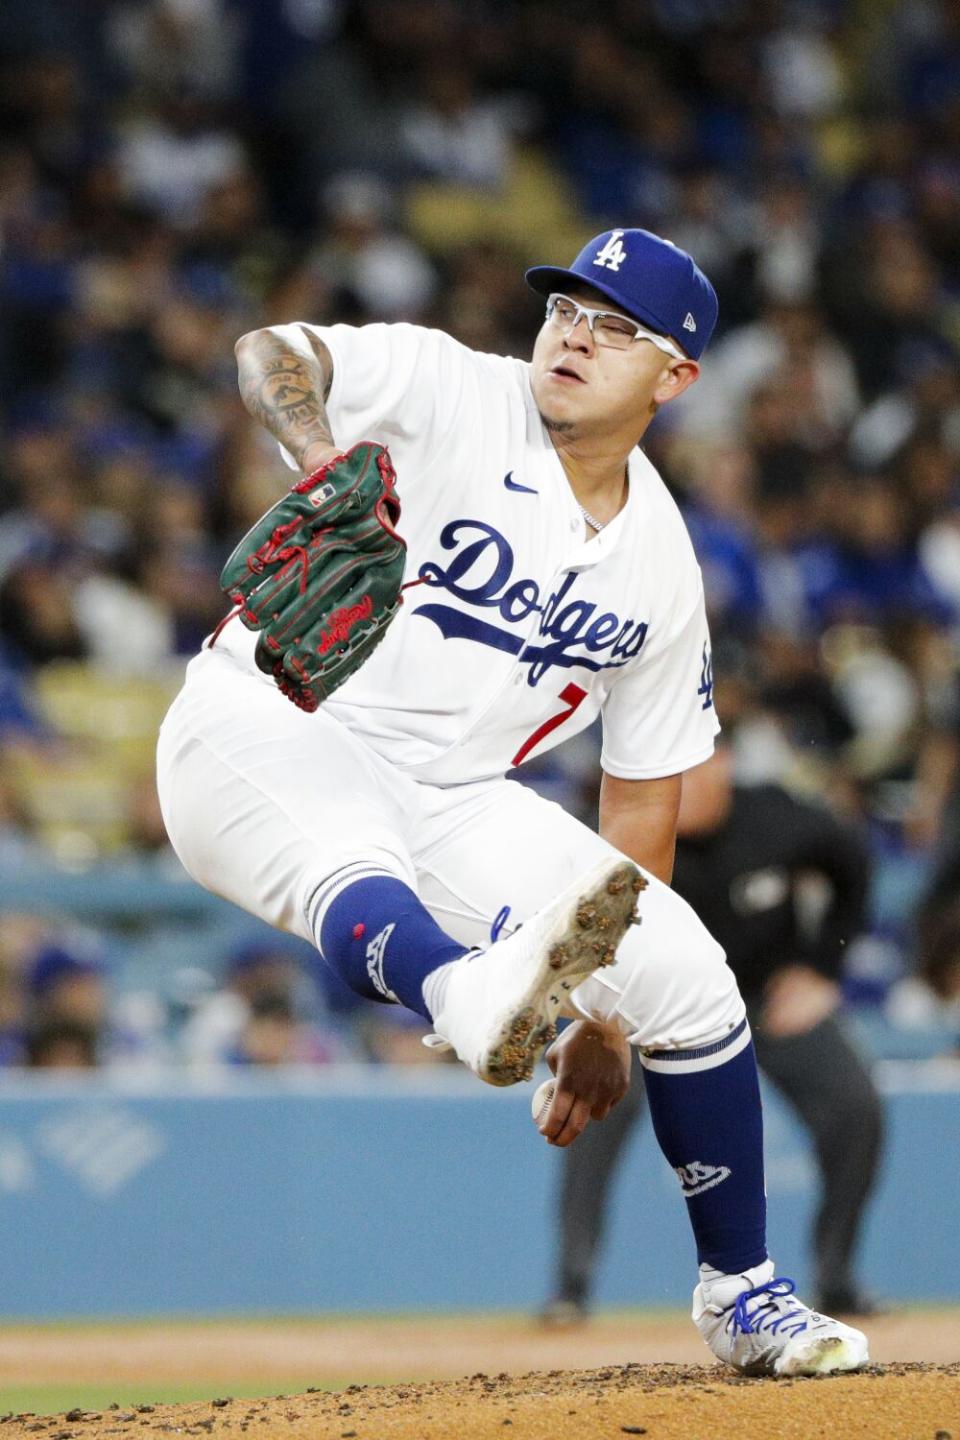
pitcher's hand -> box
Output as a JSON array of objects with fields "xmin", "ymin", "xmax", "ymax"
[{"xmin": 538, "ymin": 1018, "xmax": 632, "ymax": 1147}]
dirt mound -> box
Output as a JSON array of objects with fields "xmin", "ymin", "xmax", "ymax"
[{"xmin": 2, "ymin": 1362, "xmax": 957, "ymax": 1440}]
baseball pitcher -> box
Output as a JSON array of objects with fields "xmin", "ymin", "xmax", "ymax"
[{"xmin": 156, "ymin": 227, "xmax": 869, "ymax": 1376}]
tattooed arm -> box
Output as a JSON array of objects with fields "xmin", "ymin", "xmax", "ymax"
[{"xmin": 234, "ymin": 326, "xmax": 342, "ymax": 474}]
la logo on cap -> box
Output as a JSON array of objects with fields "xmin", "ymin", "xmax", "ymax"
[{"xmin": 593, "ymin": 231, "xmax": 627, "ymax": 273}]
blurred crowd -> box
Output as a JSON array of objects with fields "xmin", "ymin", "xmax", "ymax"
[
  {"xmin": 2, "ymin": 0, "xmax": 960, "ymax": 1068},
  {"xmin": 0, "ymin": 916, "xmax": 433, "ymax": 1070}
]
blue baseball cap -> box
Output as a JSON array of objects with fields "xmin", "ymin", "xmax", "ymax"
[
  {"xmin": 28, "ymin": 943, "xmax": 104, "ymax": 996},
  {"xmin": 525, "ymin": 227, "xmax": 718, "ymax": 360}
]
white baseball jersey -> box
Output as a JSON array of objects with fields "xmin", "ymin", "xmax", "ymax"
[{"xmin": 214, "ymin": 321, "xmax": 720, "ymax": 786}]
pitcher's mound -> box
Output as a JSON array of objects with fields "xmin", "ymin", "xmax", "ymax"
[{"xmin": 3, "ymin": 1361, "xmax": 958, "ymax": 1440}]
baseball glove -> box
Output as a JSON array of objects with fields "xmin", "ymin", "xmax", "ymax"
[{"xmin": 218, "ymin": 441, "xmax": 406, "ymax": 711}]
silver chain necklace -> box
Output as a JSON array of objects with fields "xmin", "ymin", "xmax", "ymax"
[{"xmin": 578, "ymin": 503, "xmax": 606, "ymax": 532}]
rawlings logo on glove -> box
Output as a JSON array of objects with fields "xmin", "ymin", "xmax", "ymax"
[
  {"xmin": 216, "ymin": 442, "xmax": 407, "ymax": 711},
  {"xmin": 318, "ymin": 596, "xmax": 374, "ymax": 653}
]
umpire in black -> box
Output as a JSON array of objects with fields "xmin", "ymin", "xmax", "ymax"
[{"xmin": 542, "ymin": 747, "xmax": 884, "ymax": 1320}]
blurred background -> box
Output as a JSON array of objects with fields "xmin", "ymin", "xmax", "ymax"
[{"xmin": 0, "ymin": 0, "xmax": 959, "ymax": 1408}]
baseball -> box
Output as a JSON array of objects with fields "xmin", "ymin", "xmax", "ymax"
[{"xmin": 531, "ymin": 1078, "xmax": 556, "ymax": 1126}]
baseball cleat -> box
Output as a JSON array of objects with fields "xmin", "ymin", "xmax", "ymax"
[
  {"xmin": 428, "ymin": 856, "xmax": 644, "ymax": 1086},
  {"xmin": 693, "ymin": 1259, "xmax": 870, "ymax": 1377}
]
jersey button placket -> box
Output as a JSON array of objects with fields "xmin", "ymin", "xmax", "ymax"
[
  {"xmin": 514, "ymin": 485, "xmax": 577, "ymax": 688},
  {"xmin": 515, "ymin": 557, "xmax": 572, "ymax": 688}
]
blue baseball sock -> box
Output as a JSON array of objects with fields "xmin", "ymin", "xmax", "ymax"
[
  {"xmin": 316, "ymin": 872, "xmax": 468, "ymax": 1020},
  {"xmin": 641, "ymin": 1030, "xmax": 768, "ymax": 1275}
]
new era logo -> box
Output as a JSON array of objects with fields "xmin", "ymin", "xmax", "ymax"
[
  {"xmin": 683, "ymin": 312, "xmax": 697, "ymax": 332},
  {"xmin": 675, "ymin": 1160, "xmax": 731, "ymax": 1198}
]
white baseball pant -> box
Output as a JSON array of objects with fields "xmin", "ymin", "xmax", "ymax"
[{"xmin": 157, "ymin": 645, "xmax": 745, "ymax": 1058}]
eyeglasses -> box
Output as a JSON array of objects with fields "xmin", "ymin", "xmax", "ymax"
[{"xmin": 545, "ymin": 293, "xmax": 686, "ymax": 359}]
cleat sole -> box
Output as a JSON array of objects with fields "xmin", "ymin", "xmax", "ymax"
[{"xmin": 479, "ymin": 859, "xmax": 642, "ymax": 1086}]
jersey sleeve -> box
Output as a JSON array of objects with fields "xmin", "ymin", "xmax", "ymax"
[
  {"xmin": 274, "ymin": 321, "xmax": 472, "ymax": 469},
  {"xmin": 600, "ymin": 582, "xmax": 720, "ymax": 780}
]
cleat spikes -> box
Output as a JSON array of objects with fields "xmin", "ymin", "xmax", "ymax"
[{"xmin": 434, "ymin": 857, "xmax": 642, "ymax": 1087}]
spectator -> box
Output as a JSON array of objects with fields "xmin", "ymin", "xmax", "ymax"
[
  {"xmin": 308, "ymin": 172, "xmax": 437, "ymax": 323},
  {"xmin": 114, "ymin": 85, "xmax": 248, "ymax": 230},
  {"xmin": 20, "ymin": 934, "xmax": 166, "ymax": 1068},
  {"xmin": 180, "ymin": 937, "xmax": 350, "ymax": 1067},
  {"xmin": 24, "ymin": 939, "xmax": 108, "ymax": 1065},
  {"xmin": 27, "ymin": 939, "xmax": 107, "ymax": 1024},
  {"xmin": 400, "ymin": 58, "xmax": 520, "ymax": 191}
]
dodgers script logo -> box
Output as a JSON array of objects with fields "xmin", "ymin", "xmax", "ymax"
[{"xmin": 414, "ymin": 520, "xmax": 648, "ymax": 685}]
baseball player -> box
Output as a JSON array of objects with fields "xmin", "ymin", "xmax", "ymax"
[{"xmin": 156, "ymin": 227, "xmax": 869, "ymax": 1376}]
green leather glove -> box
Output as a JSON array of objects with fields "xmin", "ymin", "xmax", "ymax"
[{"xmin": 219, "ymin": 442, "xmax": 406, "ymax": 711}]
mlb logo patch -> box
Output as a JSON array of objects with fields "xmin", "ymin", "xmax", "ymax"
[{"xmin": 309, "ymin": 482, "xmax": 337, "ymax": 507}]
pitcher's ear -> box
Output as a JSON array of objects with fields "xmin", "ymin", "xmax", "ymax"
[{"xmin": 654, "ymin": 359, "xmax": 700, "ymax": 407}]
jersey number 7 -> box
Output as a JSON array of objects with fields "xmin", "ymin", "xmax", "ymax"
[{"xmin": 512, "ymin": 683, "xmax": 588, "ymax": 768}]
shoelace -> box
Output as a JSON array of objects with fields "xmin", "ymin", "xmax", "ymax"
[{"xmin": 731, "ymin": 1277, "xmax": 811, "ymax": 1338}]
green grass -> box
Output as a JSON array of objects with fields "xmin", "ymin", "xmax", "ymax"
[{"xmin": 0, "ymin": 1379, "xmax": 343, "ymax": 1417}]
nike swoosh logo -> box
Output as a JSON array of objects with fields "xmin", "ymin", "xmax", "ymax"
[{"xmin": 504, "ymin": 471, "xmax": 538, "ymax": 495}]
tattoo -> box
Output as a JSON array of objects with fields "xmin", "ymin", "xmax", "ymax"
[{"xmin": 237, "ymin": 331, "xmax": 335, "ymax": 467}]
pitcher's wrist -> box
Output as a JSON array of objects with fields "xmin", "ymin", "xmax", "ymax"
[{"xmin": 301, "ymin": 441, "xmax": 344, "ymax": 475}]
